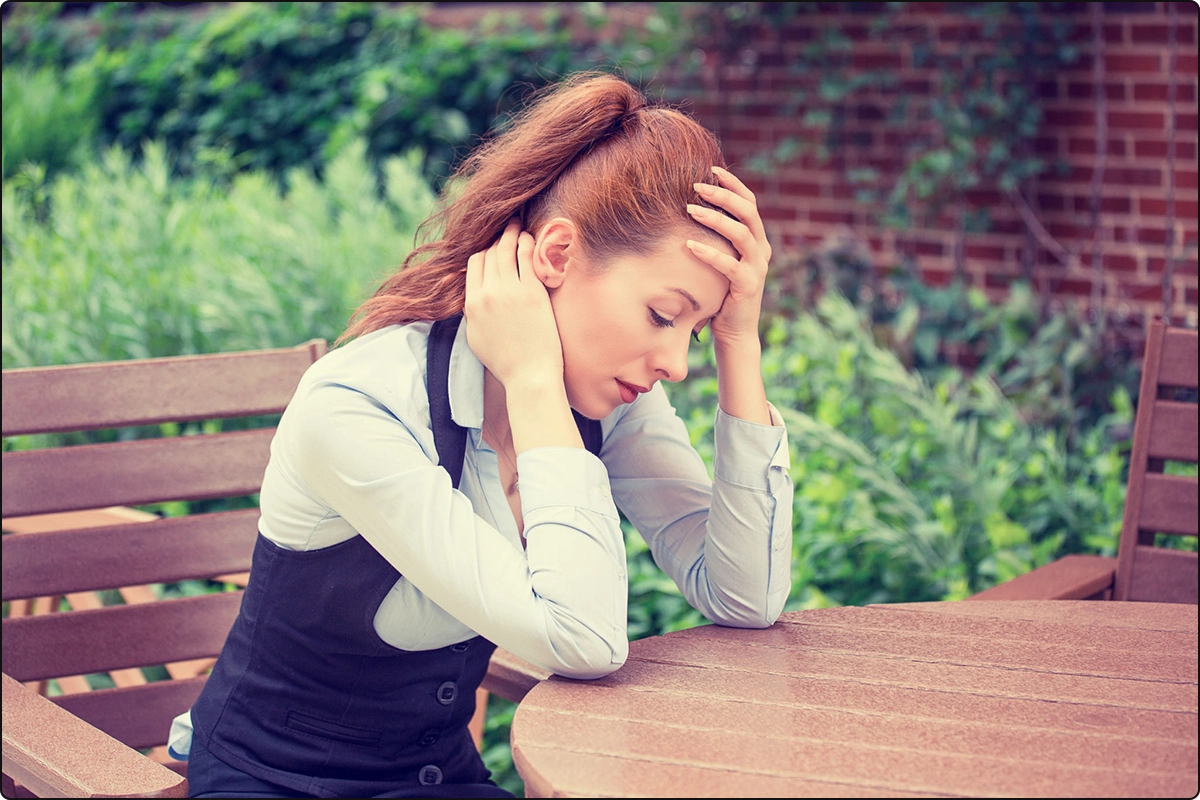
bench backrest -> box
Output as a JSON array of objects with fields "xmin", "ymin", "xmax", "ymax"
[
  {"xmin": 1113, "ymin": 320, "xmax": 1198, "ymax": 603},
  {"xmin": 2, "ymin": 341, "xmax": 326, "ymax": 768}
]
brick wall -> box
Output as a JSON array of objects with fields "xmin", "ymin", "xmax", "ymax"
[{"xmin": 677, "ymin": 2, "xmax": 1198, "ymax": 325}]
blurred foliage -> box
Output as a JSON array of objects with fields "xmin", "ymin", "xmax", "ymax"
[
  {"xmin": 1, "ymin": 2, "xmax": 686, "ymax": 190},
  {"xmin": 1, "ymin": 64, "xmax": 99, "ymax": 180},
  {"xmin": 2, "ymin": 138, "xmax": 432, "ymax": 368}
]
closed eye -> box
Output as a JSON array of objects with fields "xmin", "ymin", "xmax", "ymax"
[{"xmin": 649, "ymin": 309, "xmax": 674, "ymax": 329}]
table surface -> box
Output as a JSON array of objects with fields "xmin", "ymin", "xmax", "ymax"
[{"xmin": 511, "ymin": 600, "xmax": 1198, "ymax": 798}]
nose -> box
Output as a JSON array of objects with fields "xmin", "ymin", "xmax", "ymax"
[{"xmin": 651, "ymin": 337, "xmax": 689, "ymax": 383}]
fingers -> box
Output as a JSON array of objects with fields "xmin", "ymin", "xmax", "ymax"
[
  {"xmin": 695, "ymin": 166, "xmax": 767, "ymax": 245},
  {"xmin": 687, "ymin": 202, "xmax": 757, "ymax": 259},
  {"xmin": 685, "ymin": 238, "xmax": 744, "ymax": 281}
]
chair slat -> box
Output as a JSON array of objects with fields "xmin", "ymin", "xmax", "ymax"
[
  {"xmin": 1159, "ymin": 328, "xmax": 1199, "ymax": 389},
  {"xmin": 1139, "ymin": 473, "xmax": 1200, "ymax": 536},
  {"xmin": 2, "ymin": 509, "xmax": 260, "ymax": 601},
  {"xmin": 2, "ymin": 430, "xmax": 275, "ymax": 518},
  {"xmin": 53, "ymin": 677, "xmax": 207, "ymax": 752},
  {"xmin": 2, "ymin": 341, "xmax": 325, "ymax": 436},
  {"xmin": 1146, "ymin": 401, "xmax": 1199, "ymax": 462},
  {"xmin": 2, "ymin": 593, "xmax": 243, "ymax": 682},
  {"xmin": 1127, "ymin": 546, "xmax": 1200, "ymax": 604}
]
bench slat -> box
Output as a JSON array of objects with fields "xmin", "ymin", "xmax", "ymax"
[
  {"xmin": 1147, "ymin": 401, "xmax": 1199, "ymax": 462},
  {"xmin": 2, "ymin": 341, "xmax": 325, "ymax": 436},
  {"xmin": 2, "ymin": 509, "xmax": 260, "ymax": 601},
  {"xmin": 1139, "ymin": 473, "xmax": 1199, "ymax": 536},
  {"xmin": 53, "ymin": 677, "xmax": 208, "ymax": 752},
  {"xmin": 2, "ymin": 430, "xmax": 275, "ymax": 518},
  {"xmin": 3, "ymin": 593, "xmax": 243, "ymax": 683},
  {"xmin": 1159, "ymin": 328, "xmax": 1199, "ymax": 389},
  {"xmin": 1127, "ymin": 546, "xmax": 1199, "ymax": 604}
]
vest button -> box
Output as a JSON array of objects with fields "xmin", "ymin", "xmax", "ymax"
[
  {"xmin": 418, "ymin": 728, "xmax": 440, "ymax": 747},
  {"xmin": 436, "ymin": 681, "xmax": 457, "ymax": 705},
  {"xmin": 451, "ymin": 641, "xmax": 470, "ymax": 653},
  {"xmin": 419, "ymin": 765, "xmax": 443, "ymax": 786}
]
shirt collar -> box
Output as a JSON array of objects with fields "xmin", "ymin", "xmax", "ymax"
[{"xmin": 447, "ymin": 315, "xmax": 484, "ymax": 431}]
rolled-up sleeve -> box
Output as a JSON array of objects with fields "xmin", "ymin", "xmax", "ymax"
[
  {"xmin": 604, "ymin": 385, "xmax": 793, "ymax": 628},
  {"xmin": 285, "ymin": 383, "xmax": 627, "ymax": 679}
]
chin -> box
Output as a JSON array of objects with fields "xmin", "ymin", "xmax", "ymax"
[{"xmin": 565, "ymin": 385, "xmax": 610, "ymax": 422}]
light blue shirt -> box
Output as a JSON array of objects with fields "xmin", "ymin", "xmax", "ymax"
[{"xmin": 169, "ymin": 318, "xmax": 792, "ymax": 758}]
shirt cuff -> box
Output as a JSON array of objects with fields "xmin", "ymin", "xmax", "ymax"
[
  {"xmin": 516, "ymin": 447, "xmax": 619, "ymax": 519},
  {"xmin": 712, "ymin": 402, "xmax": 790, "ymax": 489}
]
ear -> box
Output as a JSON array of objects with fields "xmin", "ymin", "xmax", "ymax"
[{"xmin": 531, "ymin": 217, "xmax": 578, "ymax": 289}]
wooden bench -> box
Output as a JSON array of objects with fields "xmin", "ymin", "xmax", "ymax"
[
  {"xmin": 2, "ymin": 343, "xmax": 547, "ymax": 798},
  {"xmin": 970, "ymin": 318, "xmax": 1198, "ymax": 603}
]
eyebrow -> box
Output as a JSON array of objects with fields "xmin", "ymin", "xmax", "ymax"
[{"xmin": 666, "ymin": 287, "xmax": 701, "ymax": 313}]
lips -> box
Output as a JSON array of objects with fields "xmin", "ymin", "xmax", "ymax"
[{"xmin": 616, "ymin": 380, "xmax": 649, "ymax": 404}]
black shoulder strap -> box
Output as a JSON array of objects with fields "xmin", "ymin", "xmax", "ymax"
[
  {"xmin": 426, "ymin": 314, "xmax": 604, "ymax": 489},
  {"xmin": 427, "ymin": 315, "xmax": 468, "ymax": 488}
]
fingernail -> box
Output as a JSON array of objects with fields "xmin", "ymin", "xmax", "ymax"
[
  {"xmin": 693, "ymin": 182, "xmax": 712, "ymax": 194},
  {"xmin": 686, "ymin": 204, "xmax": 705, "ymax": 215}
]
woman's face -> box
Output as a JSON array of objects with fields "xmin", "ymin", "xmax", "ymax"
[{"xmin": 548, "ymin": 235, "xmax": 732, "ymax": 420}]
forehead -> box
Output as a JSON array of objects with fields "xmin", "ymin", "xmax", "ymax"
[{"xmin": 608, "ymin": 237, "xmax": 730, "ymax": 313}]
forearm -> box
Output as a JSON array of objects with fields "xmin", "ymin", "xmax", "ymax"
[
  {"xmin": 714, "ymin": 337, "xmax": 771, "ymax": 426},
  {"xmin": 505, "ymin": 373, "xmax": 585, "ymax": 455}
]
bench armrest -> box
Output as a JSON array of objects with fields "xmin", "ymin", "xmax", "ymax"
[
  {"xmin": 482, "ymin": 648, "xmax": 551, "ymax": 703},
  {"xmin": 968, "ymin": 554, "xmax": 1116, "ymax": 601},
  {"xmin": 2, "ymin": 673, "xmax": 187, "ymax": 798}
]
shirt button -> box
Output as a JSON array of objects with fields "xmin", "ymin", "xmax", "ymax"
[
  {"xmin": 436, "ymin": 681, "xmax": 457, "ymax": 705},
  {"xmin": 418, "ymin": 728, "xmax": 440, "ymax": 747},
  {"xmin": 419, "ymin": 765, "xmax": 443, "ymax": 785},
  {"xmin": 451, "ymin": 641, "xmax": 470, "ymax": 653}
]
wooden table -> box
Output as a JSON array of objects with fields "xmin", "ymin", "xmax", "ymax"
[{"xmin": 511, "ymin": 600, "xmax": 1198, "ymax": 798}]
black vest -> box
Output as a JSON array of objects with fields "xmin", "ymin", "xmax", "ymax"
[{"xmin": 190, "ymin": 315, "xmax": 602, "ymax": 796}]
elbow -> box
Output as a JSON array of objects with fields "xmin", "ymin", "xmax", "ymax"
[{"xmin": 543, "ymin": 625, "xmax": 629, "ymax": 680}]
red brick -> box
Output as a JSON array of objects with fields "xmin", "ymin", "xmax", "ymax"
[
  {"xmin": 1072, "ymin": 195, "xmax": 1133, "ymax": 214},
  {"xmin": 1068, "ymin": 137, "xmax": 1127, "ymax": 157},
  {"xmin": 1134, "ymin": 140, "xmax": 1198, "ymax": 160},
  {"xmin": 1133, "ymin": 82, "xmax": 1198, "ymax": 103},
  {"xmin": 1149, "ymin": 257, "xmax": 1199, "ymax": 277},
  {"xmin": 1179, "ymin": 112, "xmax": 1198, "ymax": 132},
  {"xmin": 780, "ymin": 181, "xmax": 823, "ymax": 198},
  {"xmin": 1119, "ymin": 282, "xmax": 1164, "ymax": 303},
  {"xmin": 1139, "ymin": 227, "xmax": 1169, "ymax": 246},
  {"xmin": 1107, "ymin": 111, "xmax": 1166, "ymax": 131},
  {"xmin": 761, "ymin": 206, "xmax": 797, "ymax": 222},
  {"xmin": 1103, "ymin": 54, "xmax": 1161, "ymax": 73},
  {"xmin": 1035, "ymin": 192, "xmax": 1068, "ymax": 211},
  {"xmin": 966, "ymin": 243, "xmax": 1005, "ymax": 262},
  {"xmin": 1067, "ymin": 81, "xmax": 1127, "ymax": 101},
  {"xmin": 851, "ymin": 52, "xmax": 904, "ymax": 70},
  {"xmin": 1177, "ymin": 169, "xmax": 1199, "ymax": 189},
  {"xmin": 963, "ymin": 189, "xmax": 1003, "ymax": 206},
  {"xmin": 1103, "ymin": 253, "xmax": 1139, "ymax": 272},
  {"xmin": 809, "ymin": 208, "xmax": 854, "ymax": 225},
  {"xmin": 1139, "ymin": 197, "xmax": 1200, "ymax": 218},
  {"xmin": 724, "ymin": 127, "xmax": 761, "ymax": 143},
  {"xmin": 1053, "ymin": 278, "xmax": 1096, "ymax": 298},
  {"xmin": 1068, "ymin": 23, "xmax": 1124, "ymax": 44},
  {"xmin": 1131, "ymin": 23, "xmax": 1196, "ymax": 44},
  {"xmin": 1101, "ymin": 167, "xmax": 1164, "ymax": 187},
  {"xmin": 1045, "ymin": 109, "xmax": 1095, "ymax": 127}
]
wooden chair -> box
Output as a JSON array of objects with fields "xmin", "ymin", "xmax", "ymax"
[
  {"xmin": 970, "ymin": 318, "xmax": 1198, "ymax": 604},
  {"xmin": 2, "ymin": 344, "xmax": 548, "ymax": 798}
]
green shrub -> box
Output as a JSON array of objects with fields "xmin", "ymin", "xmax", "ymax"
[
  {"xmin": 2, "ymin": 138, "xmax": 433, "ymax": 368},
  {"xmin": 663, "ymin": 290, "xmax": 1129, "ymax": 609},
  {"xmin": 2, "ymin": 64, "xmax": 99, "ymax": 180},
  {"xmin": 3, "ymin": 3, "xmax": 680, "ymax": 189}
]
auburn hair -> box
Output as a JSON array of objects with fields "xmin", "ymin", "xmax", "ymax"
[{"xmin": 337, "ymin": 72, "xmax": 731, "ymax": 345}]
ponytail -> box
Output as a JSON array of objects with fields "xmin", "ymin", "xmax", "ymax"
[{"xmin": 338, "ymin": 72, "xmax": 726, "ymax": 345}]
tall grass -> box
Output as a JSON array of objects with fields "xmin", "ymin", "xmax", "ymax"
[
  {"xmin": 2, "ymin": 65, "xmax": 99, "ymax": 181},
  {"xmin": 2, "ymin": 139, "xmax": 434, "ymax": 368}
]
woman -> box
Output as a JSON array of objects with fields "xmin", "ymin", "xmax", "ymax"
[{"xmin": 174, "ymin": 72, "xmax": 793, "ymax": 798}]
